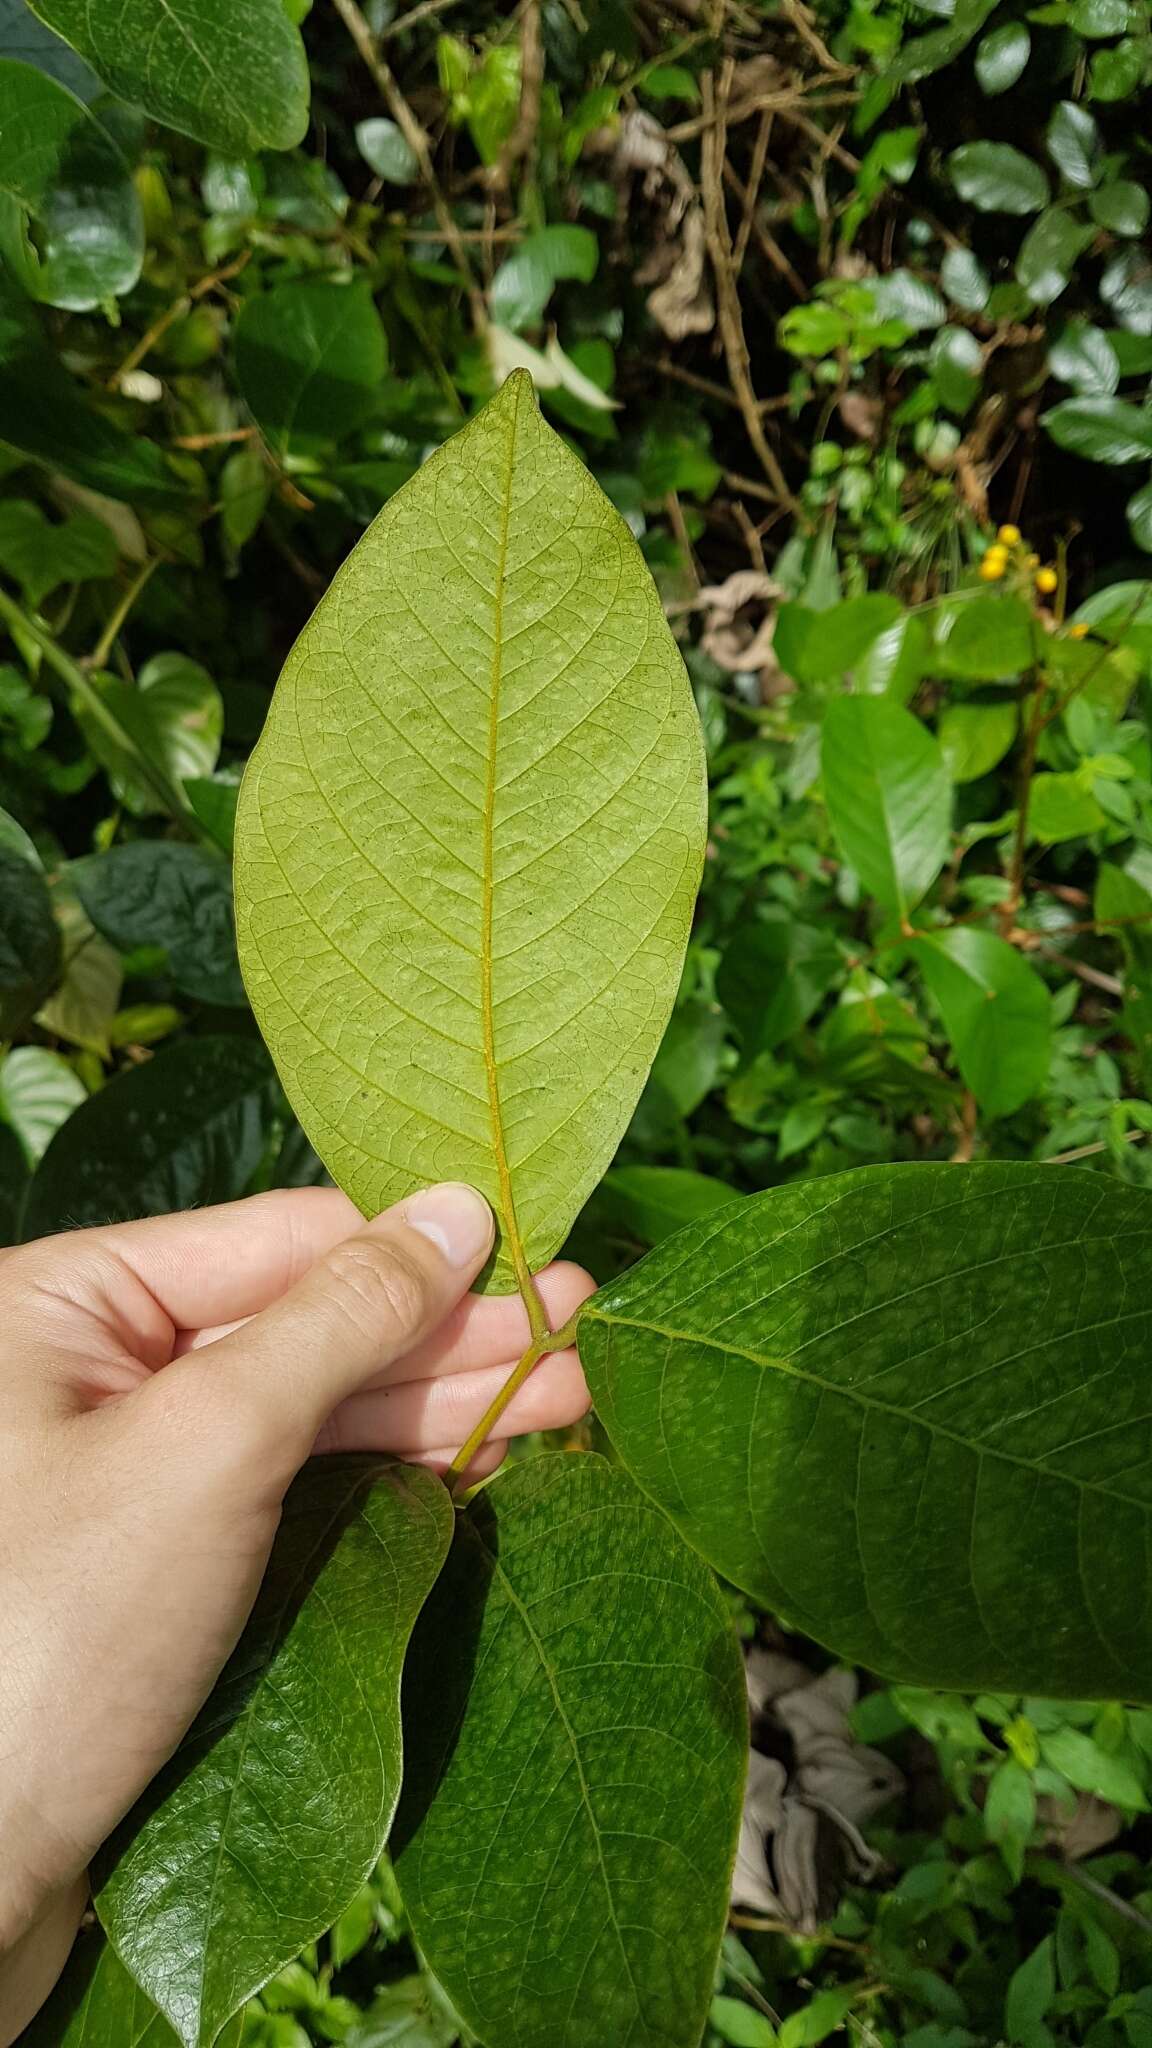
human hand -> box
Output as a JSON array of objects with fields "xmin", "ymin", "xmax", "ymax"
[{"xmin": 0, "ymin": 1184, "xmax": 592, "ymax": 2040}]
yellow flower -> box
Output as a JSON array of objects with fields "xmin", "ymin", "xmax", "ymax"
[
  {"xmin": 980, "ymin": 552, "xmax": 1006, "ymax": 581},
  {"xmin": 1035, "ymin": 566, "xmax": 1058, "ymax": 594},
  {"xmin": 1026, "ymin": 552, "xmax": 1040, "ymax": 569},
  {"xmin": 997, "ymin": 523, "xmax": 1022, "ymax": 547},
  {"xmin": 1068, "ymin": 622, "xmax": 1089, "ymax": 640}
]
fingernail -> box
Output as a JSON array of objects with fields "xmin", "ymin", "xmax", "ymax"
[{"xmin": 406, "ymin": 1183, "xmax": 493, "ymax": 1267}]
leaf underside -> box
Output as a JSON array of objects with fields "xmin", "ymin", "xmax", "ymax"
[
  {"xmin": 394, "ymin": 1453, "xmax": 748, "ymax": 2048},
  {"xmin": 580, "ymin": 1162, "xmax": 1152, "ymax": 1701},
  {"xmin": 96, "ymin": 1459, "xmax": 453, "ymax": 2048},
  {"xmin": 235, "ymin": 371, "xmax": 706, "ymax": 1291}
]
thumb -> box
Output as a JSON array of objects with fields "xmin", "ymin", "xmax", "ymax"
[{"xmin": 153, "ymin": 1182, "xmax": 494, "ymax": 1468}]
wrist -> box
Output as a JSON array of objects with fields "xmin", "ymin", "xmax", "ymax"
[{"xmin": 0, "ymin": 1873, "xmax": 87, "ymax": 2046}]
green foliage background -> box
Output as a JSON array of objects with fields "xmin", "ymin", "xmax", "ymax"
[{"xmin": 7, "ymin": 0, "xmax": 1152, "ymax": 2040}]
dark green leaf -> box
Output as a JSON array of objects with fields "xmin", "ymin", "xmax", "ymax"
[
  {"xmin": 1005, "ymin": 1937, "xmax": 1055, "ymax": 2046},
  {"xmin": 0, "ymin": 496, "xmax": 116, "ymax": 602},
  {"xmin": 183, "ymin": 776, "xmax": 239, "ymax": 854},
  {"xmin": 821, "ymin": 695, "xmax": 951, "ymax": 916},
  {"xmin": 394, "ymin": 1453, "xmax": 747, "ymax": 2048},
  {"xmin": 1089, "ymin": 179, "xmax": 1150, "ymax": 236},
  {"xmin": 1089, "ymin": 35, "xmax": 1146, "ymax": 100},
  {"xmin": 0, "ymin": 1118, "xmax": 27, "ymax": 1243},
  {"xmin": 98, "ymin": 1459, "xmax": 453, "ymax": 2048},
  {"xmin": 1048, "ymin": 321, "xmax": 1120, "ymax": 396},
  {"xmin": 718, "ymin": 911, "xmax": 842, "ymax": 1055},
  {"xmin": 909, "ymin": 928, "xmax": 1051, "ymax": 1113},
  {"xmin": 948, "ymin": 142, "xmax": 1049, "ymax": 214},
  {"xmin": 489, "ymin": 224, "xmax": 599, "ymax": 331},
  {"xmin": 235, "ymin": 277, "xmax": 387, "ymax": 455},
  {"xmin": 27, "ymin": 0, "xmax": 310, "ymax": 155},
  {"xmin": 975, "ymin": 21, "xmax": 1030, "ymax": 92},
  {"xmin": 1016, "ymin": 209, "xmax": 1093, "ymax": 307},
  {"xmin": 931, "ymin": 325, "xmax": 983, "ymax": 411},
  {"xmin": 876, "ymin": 0, "xmax": 998, "ymax": 86},
  {"xmin": 1039, "ymin": 1725, "xmax": 1148, "ymax": 1806},
  {"xmin": 595, "ymin": 1164, "xmax": 737, "ymax": 1246},
  {"xmin": 0, "ymin": 841, "xmax": 59, "ymax": 1034},
  {"xmin": 984, "ymin": 1758, "xmax": 1036, "ymax": 1881},
  {"xmin": 74, "ymin": 842, "xmax": 245, "ymax": 1006},
  {"xmin": 1041, "ymin": 396, "xmax": 1152, "ymax": 465},
  {"xmin": 797, "ymin": 593, "xmax": 904, "ymax": 679},
  {"xmin": 21, "ymin": 1924, "xmax": 253, "ymax": 2045},
  {"xmin": 1129, "ymin": 476, "xmax": 1152, "ymax": 552},
  {"xmin": 580, "ymin": 1161, "xmax": 1152, "ymax": 1698},
  {"xmin": 1070, "ymin": 0, "xmax": 1129, "ymax": 31},
  {"xmin": 1046, "ymin": 101, "xmax": 1100, "ymax": 188},
  {"xmin": 0, "ymin": 57, "xmax": 142, "ymax": 308},
  {"xmin": 21, "ymin": 1035, "xmax": 276, "ymax": 1237}
]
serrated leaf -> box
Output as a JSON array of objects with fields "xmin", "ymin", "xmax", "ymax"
[
  {"xmin": 0, "ymin": 1041, "xmax": 83, "ymax": 1165},
  {"xmin": 234, "ymin": 277, "xmax": 388, "ymax": 457},
  {"xmin": 948, "ymin": 142, "xmax": 1049, "ymax": 214},
  {"xmin": 74, "ymin": 842, "xmax": 245, "ymax": 1006},
  {"xmin": 580, "ymin": 1161, "xmax": 1152, "ymax": 1698},
  {"xmin": 235, "ymin": 372, "xmax": 706, "ymax": 1291},
  {"xmin": 821, "ymin": 695, "xmax": 951, "ymax": 917},
  {"xmin": 21, "ymin": 1035, "xmax": 275, "ymax": 1237},
  {"xmin": 393, "ymin": 1453, "xmax": 747, "ymax": 2048},
  {"xmin": 0, "ymin": 840, "xmax": 59, "ymax": 1034},
  {"xmin": 26, "ymin": 0, "xmax": 309, "ymax": 155},
  {"xmin": 909, "ymin": 927, "xmax": 1051, "ymax": 1113},
  {"xmin": 97, "ymin": 1459, "xmax": 453, "ymax": 2048},
  {"xmin": 0, "ymin": 57, "xmax": 142, "ymax": 308}
]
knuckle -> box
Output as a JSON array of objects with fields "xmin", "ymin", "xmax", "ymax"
[{"xmin": 325, "ymin": 1236, "xmax": 433, "ymax": 1341}]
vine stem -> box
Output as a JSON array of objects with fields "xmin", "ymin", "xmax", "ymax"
[{"xmin": 447, "ymin": 1304, "xmax": 585, "ymax": 1490}]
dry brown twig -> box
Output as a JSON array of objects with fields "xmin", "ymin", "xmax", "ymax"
[
  {"xmin": 494, "ymin": 0, "xmax": 544, "ymax": 191},
  {"xmin": 329, "ymin": 0, "xmax": 488, "ymax": 331},
  {"xmin": 699, "ymin": 71, "xmax": 802, "ymax": 516}
]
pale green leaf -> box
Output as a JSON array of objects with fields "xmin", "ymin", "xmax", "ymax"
[
  {"xmin": 0, "ymin": 1042, "xmax": 83, "ymax": 1165},
  {"xmin": 235, "ymin": 372, "xmax": 706, "ymax": 1290},
  {"xmin": 98, "ymin": 1459, "xmax": 453, "ymax": 2048},
  {"xmin": 1046, "ymin": 101, "xmax": 1100, "ymax": 188},
  {"xmin": 1029, "ymin": 770, "xmax": 1107, "ymax": 840},
  {"xmin": 821, "ymin": 695, "xmax": 951, "ymax": 916},
  {"xmin": 0, "ymin": 57, "xmax": 142, "ymax": 309},
  {"xmin": 941, "ymin": 245, "xmax": 991, "ymax": 313},
  {"xmin": 26, "ymin": 0, "xmax": 310, "ymax": 155},
  {"xmin": 355, "ymin": 116, "xmax": 419, "ymax": 184},
  {"xmin": 948, "ymin": 142, "xmax": 1049, "ymax": 214},
  {"xmin": 1048, "ymin": 321, "xmax": 1120, "ymax": 397},
  {"xmin": 910, "ymin": 927, "xmax": 1050, "ymax": 1113},
  {"xmin": 393, "ymin": 1453, "xmax": 747, "ymax": 2048},
  {"xmin": 35, "ymin": 887, "xmax": 122, "ymax": 1054},
  {"xmin": 21, "ymin": 1035, "xmax": 275, "ymax": 1236},
  {"xmin": 76, "ymin": 653, "xmax": 223, "ymax": 816},
  {"xmin": 580, "ymin": 1161, "xmax": 1152, "ymax": 1698}
]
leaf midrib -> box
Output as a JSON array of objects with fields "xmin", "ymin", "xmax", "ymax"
[{"xmin": 586, "ymin": 1305, "xmax": 1152, "ymax": 1510}]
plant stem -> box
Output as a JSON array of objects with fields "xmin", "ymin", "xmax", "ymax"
[
  {"xmin": 0, "ymin": 585, "xmax": 200, "ymax": 831},
  {"xmin": 446, "ymin": 1304, "xmax": 585, "ymax": 1488},
  {"xmin": 89, "ymin": 558, "xmax": 159, "ymax": 672}
]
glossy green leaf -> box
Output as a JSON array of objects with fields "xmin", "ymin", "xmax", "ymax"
[
  {"xmin": 27, "ymin": 0, "xmax": 310, "ymax": 155},
  {"xmin": 934, "ymin": 593, "xmax": 1037, "ymax": 678},
  {"xmin": 975, "ymin": 21, "xmax": 1030, "ymax": 92},
  {"xmin": 948, "ymin": 142, "xmax": 1049, "ymax": 214},
  {"xmin": 235, "ymin": 372, "xmax": 706, "ymax": 1290},
  {"xmin": 1016, "ymin": 209, "xmax": 1093, "ymax": 307},
  {"xmin": 22, "ymin": 1926, "xmax": 253, "ymax": 2046},
  {"xmin": 489, "ymin": 224, "xmax": 598, "ymax": 332},
  {"xmin": 853, "ymin": 610, "xmax": 931, "ymax": 699},
  {"xmin": 1070, "ymin": 0, "xmax": 1129, "ymax": 31},
  {"xmin": 1128, "ymin": 477, "xmax": 1152, "ymax": 553},
  {"xmin": 74, "ymin": 843, "xmax": 245, "ymax": 1006},
  {"xmin": 1042, "ymin": 397, "xmax": 1152, "ymax": 465},
  {"xmin": 909, "ymin": 928, "xmax": 1051, "ymax": 1113},
  {"xmin": 21, "ymin": 1035, "xmax": 275, "ymax": 1237},
  {"xmin": 0, "ymin": 1041, "xmax": 83, "ymax": 1164},
  {"xmin": 0, "ymin": 841, "xmax": 59, "ymax": 1034},
  {"xmin": 718, "ymin": 911, "xmax": 842, "ymax": 1056},
  {"xmin": 1089, "ymin": 35, "xmax": 1146, "ymax": 99},
  {"xmin": 1089, "ymin": 179, "xmax": 1150, "ymax": 236},
  {"xmin": 796, "ymin": 592, "xmax": 903, "ymax": 679},
  {"xmin": 1046, "ymin": 101, "xmax": 1100, "ymax": 188},
  {"xmin": 821, "ymin": 695, "xmax": 950, "ymax": 917},
  {"xmin": 355, "ymin": 116, "xmax": 419, "ymax": 184},
  {"xmin": 0, "ymin": 496, "xmax": 116, "ymax": 602},
  {"xmin": 1048, "ymin": 321, "xmax": 1120, "ymax": 397},
  {"xmin": 938, "ymin": 700, "xmax": 1017, "ymax": 782},
  {"xmin": 931, "ymin": 325, "xmax": 983, "ymax": 412},
  {"xmin": 394, "ymin": 1453, "xmax": 747, "ymax": 2048},
  {"xmin": 580, "ymin": 1161, "xmax": 1152, "ymax": 1698},
  {"xmin": 76, "ymin": 653, "xmax": 223, "ymax": 816},
  {"xmin": 594, "ymin": 1163, "xmax": 736, "ymax": 1246},
  {"xmin": 234, "ymin": 277, "xmax": 388, "ymax": 456},
  {"xmin": 98, "ymin": 1458, "xmax": 453, "ymax": 2048},
  {"xmin": 0, "ymin": 273, "xmax": 191, "ymax": 506},
  {"xmin": 0, "ymin": 57, "xmax": 142, "ymax": 308},
  {"xmin": 941, "ymin": 245, "xmax": 991, "ymax": 313}
]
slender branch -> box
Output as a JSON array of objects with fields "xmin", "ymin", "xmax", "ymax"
[
  {"xmin": 447, "ymin": 1304, "xmax": 585, "ymax": 1487},
  {"xmin": 87, "ymin": 559, "xmax": 159, "ymax": 673},
  {"xmin": 330, "ymin": 0, "xmax": 488, "ymax": 331},
  {"xmin": 379, "ymin": 0, "xmax": 463, "ymax": 39},
  {"xmin": 0, "ymin": 586, "xmax": 199, "ymax": 830}
]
